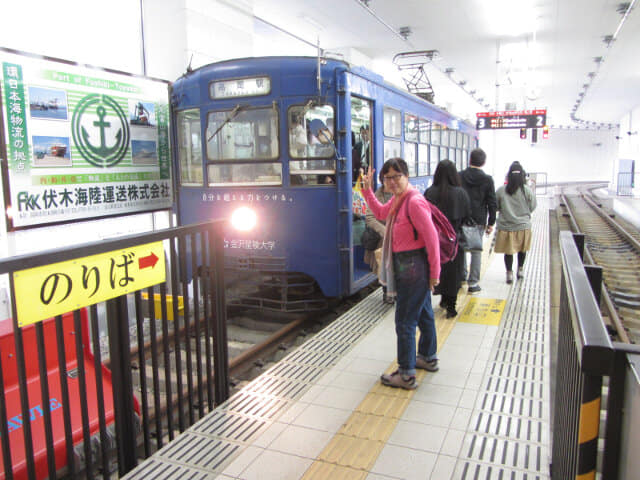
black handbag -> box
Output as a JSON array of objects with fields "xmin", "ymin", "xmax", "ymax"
[
  {"xmin": 361, "ymin": 226, "xmax": 382, "ymax": 250},
  {"xmin": 460, "ymin": 221, "xmax": 483, "ymax": 251}
]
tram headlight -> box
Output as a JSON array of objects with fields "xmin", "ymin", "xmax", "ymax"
[{"xmin": 231, "ymin": 206, "xmax": 257, "ymax": 231}]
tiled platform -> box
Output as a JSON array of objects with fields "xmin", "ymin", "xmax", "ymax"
[{"xmin": 125, "ymin": 198, "xmax": 551, "ymax": 480}]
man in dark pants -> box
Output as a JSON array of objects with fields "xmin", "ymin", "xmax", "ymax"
[{"xmin": 460, "ymin": 148, "xmax": 497, "ymax": 293}]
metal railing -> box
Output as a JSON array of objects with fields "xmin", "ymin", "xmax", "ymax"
[
  {"xmin": 616, "ymin": 172, "xmax": 635, "ymax": 196},
  {"xmin": 553, "ymin": 230, "xmax": 640, "ymax": 479},
  {"xmin": 528, "ymin": 171, "xmax": 548, "ymax": 194},
  {"xmin": 0, "ymin": 220, "xmax": 229, "ymax": 479}
]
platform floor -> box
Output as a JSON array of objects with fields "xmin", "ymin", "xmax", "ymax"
[{"xmin": 125, "ymin": 198, "xmax": 551, "ymax": 480}]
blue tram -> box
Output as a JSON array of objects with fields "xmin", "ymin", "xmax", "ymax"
[{"xmin": 170, "ymin": 56, "xmax": 477, "ymax": 310}]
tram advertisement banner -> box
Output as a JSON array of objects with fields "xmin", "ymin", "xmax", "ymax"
[{"xmin": 0, "ymin": 50, "xmax": 172, "ymax": 228}]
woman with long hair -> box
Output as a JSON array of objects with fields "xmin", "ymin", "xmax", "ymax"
[
  {"xmin": 424, "ymin": 160, "xmax": 471, "ymax": 317},
  {"xmin": 494, "ymin": 161, "xmax": 537, "ymax": 283},
  {"xmin": 360, "ymin": 158, "xmax": 441, "ymax": 390}
]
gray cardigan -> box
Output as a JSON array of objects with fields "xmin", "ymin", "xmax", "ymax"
[{"xmin": 496, "ymin": 185, "xmax": 537, "ymax": 231}]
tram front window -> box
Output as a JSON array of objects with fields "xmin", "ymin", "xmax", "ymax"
[
  {"xmin": 288, "ymin": 104, "xmax": 335, "ymax": 186},
  {"xmin": 177, "ymin": 109, "xmax": 203, "ymax": 186},
  {"xmin": 206, "ymin": 106, "xmax": 282, "ymax": 185}
]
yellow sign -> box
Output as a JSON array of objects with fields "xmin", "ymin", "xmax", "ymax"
[
  {"xmin": 458, "ymin": 298, "xmax": 506, "ymax": 326},
  {"xmin": 13, "ymin": 241, "xmax": 166, "ymax": 327}
]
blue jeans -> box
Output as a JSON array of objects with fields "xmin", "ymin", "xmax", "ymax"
[{"xmin": 393, "ymin": 249, "xmax": 438, "ymax": 376}]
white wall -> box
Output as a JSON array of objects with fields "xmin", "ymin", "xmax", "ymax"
[
  {"xmin": 615, "ymin": 107, "xmax": 640, "ymax": 193},
  {"xmin": 479, "ymin": 128, "xmax": 618, "ymax": 186},
  {"xmin": 0, "ymin": 0, "xmax": 144, "ymax": 74}
]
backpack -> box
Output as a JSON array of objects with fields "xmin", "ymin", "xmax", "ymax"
[{"xmin": 403, "ymin": 191, "xmax": 459, "ymax": 265}]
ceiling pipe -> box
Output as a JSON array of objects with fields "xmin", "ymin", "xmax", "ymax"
[{"xmin": 353, "ymin": 0, "xmax": 415, "ymax": 47}]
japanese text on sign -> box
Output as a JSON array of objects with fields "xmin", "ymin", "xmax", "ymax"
[
  {"xmin": 13, "ymin": 241, "xmax": 165, "ymax": 326},
  {"xmin": 476, "ymin": 109, "xmax": 547, "ymax": 130}
]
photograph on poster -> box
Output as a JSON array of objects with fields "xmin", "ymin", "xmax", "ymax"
[
  {"xmin": 129, "ymin": 100, "xmax": 155, "ymax": 127},
  {"xmin": 28, "ymin": 86, "xmax": 68, "ymax": 120},
  {"xmin": 131, "ymin": 139, "xmax": 157, "ymax": 165},
  {"xmin": 32, "ymin": 135, "xmax": 72, "ymax": 166}
]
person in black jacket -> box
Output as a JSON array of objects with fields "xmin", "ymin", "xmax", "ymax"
[
  {"xmin": 459, "ymin": 148, "xmax": 497, "ymax": 293},
  {"xmin": 425, "ymin": 160, "xmax": 471, "ymax": 318}
]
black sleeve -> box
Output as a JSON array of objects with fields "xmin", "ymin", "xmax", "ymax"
[
  {"xmin": 485, "ymin": 177, "xmax": 497, "ymax": 226},
  {"xmin": 462, "ymin": 189, "xmax": 472, "ymax": 221}
]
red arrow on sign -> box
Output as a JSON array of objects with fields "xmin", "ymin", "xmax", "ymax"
[{"xmin": 139, "ymin": 252, "xmax": 159, "ymax": 269}]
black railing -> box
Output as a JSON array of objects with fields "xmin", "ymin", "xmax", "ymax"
[
  {"xmin": 0, "ymin": 220, "xmax": 228, "ymax": 479},
  {"xmin": 553, "ymin": 230, "xmax": 640, "ymax": 479}
]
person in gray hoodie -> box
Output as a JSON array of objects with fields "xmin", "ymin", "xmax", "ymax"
[
  {"xmin": 460, "ymin": 148, "xmax": 497, "ymax": 293},
  {"xmin": 494, "ymin": 161, "xmax": 537, "ymax": 284}
]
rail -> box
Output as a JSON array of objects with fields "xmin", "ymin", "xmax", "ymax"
[
  {"xmin": 552, "ymin": 230, "xmax": 640, "ymax": 479},
  {"xmin": 0, "ymin": 220, "xmax": 229, "ymax": 479}
]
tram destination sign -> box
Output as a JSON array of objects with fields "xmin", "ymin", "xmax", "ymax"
[{"xmin": 476, "ymin": 109, "xmax": 547, "ymax": 130}]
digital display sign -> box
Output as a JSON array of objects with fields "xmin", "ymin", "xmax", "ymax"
[{"xmin": 476, "ymin": 109, "xmax": 547, "ymax": 130}]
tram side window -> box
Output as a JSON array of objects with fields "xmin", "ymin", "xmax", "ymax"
[
  {"xmin": 418, "ymin": 144, "xmax": 429, "ymax": 176},
  {"xmin": 177, "ymin": 109, "xmax": 203, "ymax": 186},
  {"xmin": 419, "ymin": 118, "xmax": 430, "ymax": 144},
  {"xmin": 405, "ymin": 143, "xmax": 417, "ymax": 177},
  {"xmin": 288, "ymin": 104, "xmax": 336, "ymax": 186},
  {"xmin": 384, "ymin": 140, "xmax": 401, "ymax": 162},
  {"xmin": 205, "ymin": 106, "xmax": 282, "ymax": 186},
  {"xmin": 431, "ymin": 122, "xmax": 442, "ymax": 146},
  {"xmin": 383, "ymin": 107, "xmax": 402, "ymax": 138},
  {"xmin": 430, "ymin": 145, "xmax": 439, "ymax": 173},
  {"xmin": 404, "ymin": 114, "xmax": 419, "ymax": 142}
]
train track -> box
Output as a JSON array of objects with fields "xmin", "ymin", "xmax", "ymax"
[
  {"xmin": 122, "ymin": 283, "xmax": 379, "ymax": 455},
  {"xmin": 561, "ymin": 191, "xmax": 640, "ymax": 343}
]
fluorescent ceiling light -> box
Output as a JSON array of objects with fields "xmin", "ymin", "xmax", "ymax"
[{"xmin": 483, "ymin": 0, "xmax": 537, "ymax": 37}]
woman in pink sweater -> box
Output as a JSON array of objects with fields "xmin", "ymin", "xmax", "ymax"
[{"xmin": 361, "ymin": 158, "xmax": 441, "ymax": 390}]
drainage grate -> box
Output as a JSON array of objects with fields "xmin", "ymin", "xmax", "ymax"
[
  {"xmin": 124, "ymin": 458, "xmax": 219, "ymax": 479},
  {"xmin": 156, "ymin": 433, "xmax": 241, "ymax": 471},
  {"xmin": 123, "ymin": 290, "xmax": 393, "ymax": 478},
  {"xmin": 191, "ymin": 410, "xmax": 268, "ymax": 443},
  {"xmin": 242, "ymin": 374, "xmax": 310, "ymax": 400},
  {"xmin": 462, "ymin": 433, "xmax": 549, "ymax": 471},
  {"xmin": 220, "ymin": 391, "xmax": 292, "ymax": 419},
  {"xmin": 470, "ymin": 411, "xmax": 549, "ymax": 444},
  {"xmin": 459, "ymin": 200, "xmax": 551, "ymax": 479},
  {"xmin": 456, "ymin": 460, "xmax": 547, "ymax": 480}
]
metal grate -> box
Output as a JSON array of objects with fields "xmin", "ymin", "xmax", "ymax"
[
  {"xmin": 124, "ymin": 291, "xmax": 392, "ymax": 478},
  {"xmin": 458, "ymin": 200, "xmax": 551, "ymax": 479},
  {"xmin": 124, "ymin": 458, "xmax": 220, "ymax": 479},
  {"xmin": 190, "ymin": 411, "xmax": 268, "ymax": 443},
  {"xmin": 157, "ymin": 434, "xmax": 241, "ymax": 471}
]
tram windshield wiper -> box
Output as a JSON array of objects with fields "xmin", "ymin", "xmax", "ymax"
[{"xmin": 206, "ymin": 104, "xmax": 245, "ymax": 143}]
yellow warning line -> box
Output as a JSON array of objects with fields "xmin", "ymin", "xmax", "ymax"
[
  {"xmin": 301, "ymin": 293, "xmax": 468, "ymax": 479},
  {"xmin": 302, "ymin": 246, "xmax": 502, "ymax": 478}
]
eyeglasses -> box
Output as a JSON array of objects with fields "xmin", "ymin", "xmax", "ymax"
[{"xmin": 383, "ymin": 174, "xmax": 404, "ymax": 182}]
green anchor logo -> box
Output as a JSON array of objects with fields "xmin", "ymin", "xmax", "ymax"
[{"xmin": 71, "ymin": 94, "xmax": 129, "ymax": 167}]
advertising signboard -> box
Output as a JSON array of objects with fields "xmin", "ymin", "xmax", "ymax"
[{"xmin": 0, "ymin": 49, "xmax": 172, "ymax": 229}]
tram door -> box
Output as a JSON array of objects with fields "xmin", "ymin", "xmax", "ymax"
[{"xmin": 350, "ymin": 96, "xmax": 376, "ymax": 288}]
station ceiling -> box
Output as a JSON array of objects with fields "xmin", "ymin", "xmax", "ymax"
[{"xmin": 254, "ymin": 0, "xmax": 640, "ymax": 129}]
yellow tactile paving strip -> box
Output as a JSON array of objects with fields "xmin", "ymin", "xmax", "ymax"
[
  {"xmin": 458, "ymin": 298, "xmax": 506, "ymax": 326},
  {"xmin": 301, "ymin": 293, "xmax": 468, "ymax": 479}
]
